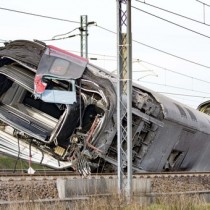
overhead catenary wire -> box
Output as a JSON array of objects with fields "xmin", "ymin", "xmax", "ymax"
[
  {"xmin": 42, "ymin": 26, "xmax": 85, "ymax": 42},
  {"xmin": 0, "ymin": 7, "xmax": 79, "ymax": 23},
  {"xmin": 95, "ymin": 24, "xmax": 210, "ymax": 70},
  {"xmin": 41, "ymin": 34, "xmax": 80, "ymax": 42},
  {"xmin": 132, "ymin": 6, "xmax": 210, "ymax": 40},
  {"xmin": 64, "ymin": 49, "xmax": 210, "ymax": 85},
  {"xmin": 52, "ymin": 28, "xmax": 79, "ymax": 39},
  {"xmin": 0, "ymin": 6, "xmax": 208, "ymax": 108},
  {"xmin": 73, "ymin": 49, "xmax": 210, "ymax": 100},
  {"xmin": 155, "ymin": 94, "xmax": 210, "ymax": 108},
  {"xmin": 196, "ymin": 0, "xmax": 210, "ymax": 7},
  {"xmin": 157, "ymin": 92, "xmax": 210, "ymax": 99},
  {"xmin": 80, "ymin": 51, "xmax": 210, "ymax": 98},
  {"xmin": 139, "ymin": 80, "xmax": 210, "ymax": 96},
  {"xmin": 2, "ymin": 4, "xmax": 210, "ymax": 101},
  {"xmin": 166, "ymin": 95, "xmax": 205, "ymax": 103},
  {"xmin": 91, "ymin": 54, "xmax": 210, "ymax": 85},
  {"xmin": 135, "ymin": 0, "xmax": 210, "ymax": 26},
  {"xmin": 1, "ymin": 5, "xmax": 209, "ymax": 70},
  {"xmin": 135, "ymin": 59, "xmax": 210, "ymax": 85}
]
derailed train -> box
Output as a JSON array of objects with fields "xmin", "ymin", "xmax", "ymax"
[{"xmin": 0, "ymin": 40, "xmax": 210, "ymax": 175}]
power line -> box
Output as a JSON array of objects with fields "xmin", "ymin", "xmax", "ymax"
[
  {"xmin": 196, "ymin": 0, "xmax": 210, "ymax": 7},
  {"xmin": 52, "ymin": 28, "xmax": 79, "ymax": 39},
  {"xmin": 63, "ymin": 49, "xmax": 210, "ymax": 86},
  {"xmin": 66, "ymin": 48, "xmax": 210, "ymax": 85},
  {"xmin": 88, "ymin": 54, "xmax": 210, "ymax": 84},
  {"xmin": 163, "ymin": 95, "xmax": 205, "ymax": 107},
  {"xmin": 139, "ymin": 80, "xmax": 210, "ymax": 96},
  {"xmin": 95, "ymin": 25, "xmax": 210, "ymax": 69},
  {"xmin": 169, "ymin": 95, "xmax": 204, "ymax": 103},
  {"xmin": 86, "ymin": 52, "xmax": 210, "ymax": 84},
  {"xmin": 96, "ymin": 25, "xmax": 116, "ymax": 34},
  {"xmin": 157, "ymin": 92, "xmax": 210, "ymax": 98},
  {"xmin": 1, "ymin": 6, "xmax": 210, "ymax": 70},
  {"xmin": 136, "ymin": 59, "xmax": 210, "ymax": 85},
  {"xmin": 65, "ymin": 49, "xmax": 210, "ymax": 98},
  {"xmin": 40, "ymin": 27, "xmax": 80, "ymax": 42},
  {"xmin": 133, "ymin": 39, "xmax": 210, "ymax": 69},
  {"xmin": 0, "ymin": 7, "xmax": 79, "ymax": 23},
  {"xmin": 1, "ymin": 5, "xmax": 209, "ymax": 70},
  {"xmin": 89, "ymin": 58, "xmax": 116, "ymax": 61},
  {"xmin": 79, "ymin": 50, "xmax": 210, "ymax": 95},
  {"xmin": 41, "ymin": 34, "xmax": 80, "ymax": 42},
  {"xmin": 135, "ymin": 0, "xmax": 210, "ymax": 26},
  {"xmin": 67, "ymin": 48, "xmax": 117, "ymax": 57},
  {"xmin": 132, "ymin": 6, "xmax": 210, "ymax": 40}
]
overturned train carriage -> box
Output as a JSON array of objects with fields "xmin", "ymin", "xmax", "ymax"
[{"xmin": 0, "ymin": 40, "xmax": 210, "ymax": 175}]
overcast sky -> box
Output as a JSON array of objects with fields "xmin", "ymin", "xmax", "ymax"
[{"xmin": 1, "ymin": 0, "xmax": 210, "ymax": 108}]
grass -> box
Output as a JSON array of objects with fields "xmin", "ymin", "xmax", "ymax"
[
  {"xmin": 0, "ymin": 194, "xmax": 210, "ymax": 210},
  {"xmin": 0, "ymin": 154, "xmax": 49, "ymax": 170}
]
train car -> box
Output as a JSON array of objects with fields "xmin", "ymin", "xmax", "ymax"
[{"xmin": 0, "ymin": 40, "xmax": 210, "ymax": 175}]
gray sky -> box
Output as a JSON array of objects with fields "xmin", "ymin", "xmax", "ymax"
[{"xmin": 1, "ymin": 0, "xmax": 210, "ymax": 108}]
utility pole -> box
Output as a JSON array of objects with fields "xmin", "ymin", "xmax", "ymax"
[
  {"xmin": 117, "ymin": 0, "xmax": 133, "ymax": 202},
  {"xmin": 80, "ymin": 15, "xmax": 96, "ymax": 59},
  {"xmin": 80, "ymin": 15, "xmax": 88, "ymax": 58}
]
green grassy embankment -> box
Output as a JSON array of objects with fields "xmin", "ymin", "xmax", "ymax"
[{"xmin": 0, "ymin": 154, "xmax": 49, "ymax": 170}]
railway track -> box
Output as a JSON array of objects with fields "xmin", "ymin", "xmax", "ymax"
[
  {"xmin": 1, "ymin": 170, "xmax": 210, "ymax": 206},
  {"xmin": 1, "ymin": 169, "xmax": 210, "ymax": 178}
]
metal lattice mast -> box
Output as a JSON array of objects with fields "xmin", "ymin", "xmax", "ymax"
[
  {"xmin": 117, "ymin": 0, "xmax": 133, "ymax": 200},
  {"xmin": 80, "ymin": 15, "xmax": 88, "ymax": 58}
]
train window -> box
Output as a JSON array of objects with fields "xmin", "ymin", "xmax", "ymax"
[
  {"xmin": 49, "ymin": 58, "xmax": 69, "ymax": 76},
  {"xmin": 40, "ymin": 80, "xmax": 76, "ymax": 105}
]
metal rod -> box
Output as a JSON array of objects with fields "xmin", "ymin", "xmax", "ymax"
[
  {"xmin": 126, "ymin": 0, "xmax": 133, "ymax": 202},
  {"xmin": 117, "ymin": 0, "xmax": 123, "ymax": 193}
]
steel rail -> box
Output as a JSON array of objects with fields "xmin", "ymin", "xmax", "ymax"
[{"xmin": 1, "ymin": 170, "xmax": 210, "ymax": 178}]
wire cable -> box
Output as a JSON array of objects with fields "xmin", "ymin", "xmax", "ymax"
[
  {"xmin": 132, "ymin": 6, "xmax": 210, "ymax": 40},
  {"xmin": 196, "ymin": 0, "xmax": 210, "ymax": 7},
  {"xmin": 96, "ymin": 25, "xmax": 116, "ymax": 34},
  {"xmin": 52, "ymin": 28, "xmax": 79, "ymax": 39},
  {"xmin": 157, "ymin": 92, "xmax": 210, "ymax": 99},
  {"xmin": 133, "ymin": 39, "xmax": 210, "ymax": 69},
  {"xmin": 139, "ymin": 80, "xmax": 210, "ymax": 96},
  {"xmin": 166, "ymin": 95, "xmax": 203, "ymax": 103},
  {"xmin": 41, "ymin": 34, "xmax": 80, "ymax": 42},
  {"xmin": 85, "ymin": 52, "xmax": 210, "ymax": 85},
  {"xmin": 135, "ymin": 0, "xmax": 210, "ymax": 26},
  {"xmin": 64, "ymin": 48, "xmax": 210, "ymax": 86},
  {"xmin": 0, "ymin": 7, "xmax": 79, "ymax": 23},
  {"xmin": 1, "ymin": 6, "xmax": 210, "ymax": 69},
  {"xmin": 135, "ymin": 59, "xmax": 210, "ymax": 85},
  {"xmin": 95, "ymin": 24, "xmax": 210, "ymax": 70}
]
